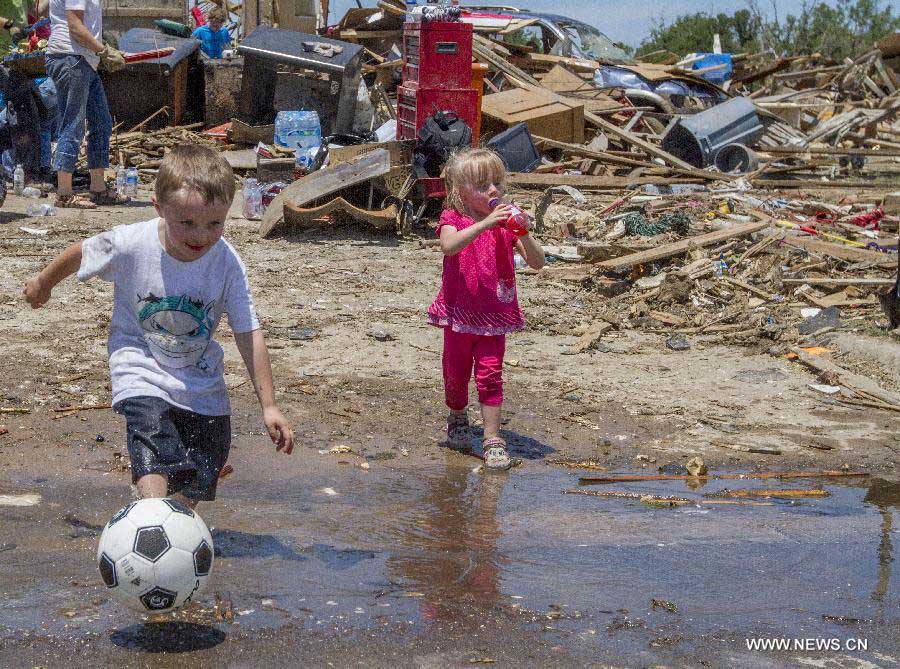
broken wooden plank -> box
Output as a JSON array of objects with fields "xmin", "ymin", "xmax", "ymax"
[
  {"xmin": 565, "ymin": 321, "xmax": 614, "ymax": 354},
  {"xmin": 260, "ymin": 148, "xmax": 391, "ymax": 237},
  {"xmin": 594, "ymin": 220, "xmax": 769, "ymax": 271},
  {"xmin": 507, "ymin": 173, "xmax": 703, "ymax": 189},
  {"xmin": 783, "ymin": 236, "xmax": 897, "ymax": 270},
  {"xmin": 706, "ymin": 488, "xmax": 830, "ymax": 498},
  {"xmin": 781, "ymin": 277, "xmax": 895, "ymax": 286},
  {"xmin": 789, "ymin": 347, "xmax": 900, "ymax": 408},
  {"xmin": 579, "ymin": 470, "xmax": 869, "ymax": 484}
]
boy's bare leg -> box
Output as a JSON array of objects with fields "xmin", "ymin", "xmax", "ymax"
[
  {"xmin": 136, "ymin": 473, "xmax": 168, "ymax": 498},
  {"xmin": 136, "ymin": 474, "xmax": 198, "ymax": 510},
  {"xmin": 481, "ymin": 404, "xmax": 502, "ymax": 441}
]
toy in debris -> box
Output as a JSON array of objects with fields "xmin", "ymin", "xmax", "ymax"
[{"xmin": 97, "ymin": 497, "xmax": 214, "ymax": 613}]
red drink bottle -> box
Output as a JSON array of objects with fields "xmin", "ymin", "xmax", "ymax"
[{"xmin": 488, "ymin": 198, "xmax": 530, "ymax": 237}]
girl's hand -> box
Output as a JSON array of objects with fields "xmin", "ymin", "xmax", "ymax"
[
  {"xmin": 480, "ymin": 204, "xmax": 512, "ymax": 229},
  {"xmin": 263, "ymin": 406, "xmax": 294, "ymax": 454},
  {"xmin": 23, "ymin": 275, "xmax": 50, "ymax": 308}
]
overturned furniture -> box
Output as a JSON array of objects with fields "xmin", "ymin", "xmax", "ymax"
[
  {"xmin": 236, "ymin": 26, "xmax": 363, "ymax": 135},
  {"xmin": 101, "ymin": 29, "xmax": 201, "ymax": 130}
]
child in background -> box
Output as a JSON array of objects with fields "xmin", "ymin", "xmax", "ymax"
[
  {"xmin": 427, "ymin": 148, "xmax": 544, "ymax": 470},
  {"xmin": 23, "ymin": 145, "xmax": 294, "ymax": 508},
  {"xmin": 192, "ymin": 6, "xmax": 230, "ymax": 59}
]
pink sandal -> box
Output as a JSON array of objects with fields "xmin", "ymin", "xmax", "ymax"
[{"xmin": 483, "ymin": 436, "xmax": 511, "ymax": 470}]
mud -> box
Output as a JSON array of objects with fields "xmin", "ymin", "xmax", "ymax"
[{"xmin": 1, "ymin": 193, "xmax": 898, "ymax": 666}]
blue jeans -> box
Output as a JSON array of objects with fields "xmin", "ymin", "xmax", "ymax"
[
  {"xmin": 0, "ymin": 78, "xmax": 59, "ymax": 177},
  {"xmin": 45, "ymin": 54, "xmax": 111, "ymax": 173}
]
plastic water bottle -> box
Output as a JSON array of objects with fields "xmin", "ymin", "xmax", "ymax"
[
  {"xmin": 715, "ymin": 252, "xmax": 728, "ymax": 278},
  {"xmin": 274, "ymin": 111, "xmax": 294, "ymax": 148},
  {"xmin": 291, "ymin": 111, "xmax": 322, "ymax": 174},
  {"xmin": 115, "ymin": 165, "xmax": 126, "ymax": 196},
  {"xmin": 13, "ymin": 164, "xmax": 24, "ymax": 196},
  {"xmin": 243, "ymin": 178, "xmax": 263, "ymax": 220},
  {"xmin": 125, "ymin": 167, "xmax": 138, "ymax": 196},
  {"xmin": 488, "ymin": 197, "xmax": 530, "ymax": 237}
]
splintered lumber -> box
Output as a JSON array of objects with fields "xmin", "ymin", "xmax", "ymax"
[
  {"xmin": 706, "ymin": 488, "xmax": 830, "ymax": 498},
  {"xmin": 534, "ymin": 135, "xmax": 683, "ymax": 171},
  {"xmin": 563, "ymin": 489, "xmax": 774, "ymax": 506},
  {"xmin": 594, "ymin": 220, "xmax": 769, "ymax": 271},
  {"xmin": 582, "ymin": 107, "xmax": 728, "ymax": 178},
  {"xmin": 782, "ymin": 237, "xmax": 897, "ymax": 269},
  {"xmin": 564, "ymin": 489, "xmax": 693, "ymax": 505},
  {"xmin": 790, "ymin": 347, "xmax": 900, "ymax": 408},
  {"xmin": 579, "ymin": 470, "xmax": 869, "ymax": 484},
  {"xmin": 260, "ymin": 148, "xmax": 391, "ymax": 237},
  {"xmin": 507, "ymin": 173, "xmax": 702, "ymax": 189},
  {"xmin": 781, "ymin": 277, "xmax": 895, "ymax": 286}
]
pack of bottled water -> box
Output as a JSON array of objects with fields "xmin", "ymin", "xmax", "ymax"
[{"xmin": 275, "ymin": 111, "xmax": 322, "ymax": 172}]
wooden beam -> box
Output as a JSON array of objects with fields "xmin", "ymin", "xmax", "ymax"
[
  {"xmin": 790, "ymin": 347, "xmax": 900, "ymax": 407},
  {"xmin": 507, "ymin": 173, "xmax": 703, "ymax": 189},
  {"xmin": 781, "ymin": 277, "xmax": 895, "ymax": 286},
  {"xmin": 593, "ymin": 220, "xmax": 770, "ymax": 271}
]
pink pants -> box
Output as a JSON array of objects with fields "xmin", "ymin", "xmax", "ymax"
[{"xmin": 442, "ymin": 328, "xmax": 505, "ymax": 410}]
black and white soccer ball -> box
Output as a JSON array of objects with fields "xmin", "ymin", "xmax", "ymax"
[{"xmin": 97, "ymin": 498, "xmax": 214, "ymax": 613}]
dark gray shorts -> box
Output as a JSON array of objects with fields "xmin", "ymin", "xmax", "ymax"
[{"xmin": 114, "ymin": 396, "xmax": 231, "ymax": 501}]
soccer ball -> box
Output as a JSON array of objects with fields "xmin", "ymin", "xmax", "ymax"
[{"xmin": 97, "ymin": 497, "xmax": 214, "ymax": 613}]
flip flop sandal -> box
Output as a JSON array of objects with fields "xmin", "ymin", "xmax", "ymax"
[
  {"xmin": 483, "ymin": 437, "xmax": 511, "ymax": 470},
  {"xmin": 89, "ymin": 187, "xmax": 131, "ymax": 205},
  {"xmin": 55, "ymin": 192, "xmax": 97, "ymax": 209},
  {"xmin": 447, "ymin": 411, "xmax": 471, "ymax": 448}
]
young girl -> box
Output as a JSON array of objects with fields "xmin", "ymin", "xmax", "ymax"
[{"xmin": 427, "ymin": 148, "xmax": 545, "ymax": 470}]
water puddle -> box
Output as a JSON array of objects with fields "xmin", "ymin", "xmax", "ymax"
[{"xmin": 1, "ymin": 465, "xmax": 897, "ymax": 660}]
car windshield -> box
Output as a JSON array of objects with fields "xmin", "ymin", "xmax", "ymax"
[{"xmin": 556, "ymin": 19, "xmax": 629, "ymax": 62}]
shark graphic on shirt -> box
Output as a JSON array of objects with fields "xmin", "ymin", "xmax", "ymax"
[{"xmin": 137, "ymin": 293, "xmax": 216, "ymax": 370}]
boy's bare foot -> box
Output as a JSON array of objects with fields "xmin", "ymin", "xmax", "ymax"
[{"xmin": 218, "ymin": 464, "xmax": 234, "ymax": 480}]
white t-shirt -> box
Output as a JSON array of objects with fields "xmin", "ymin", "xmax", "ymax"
[
  {"xmin": 47, "ymin": 0, "xmax": 103, "ymax": 70},
  {"xmin": 78, "ymin": 218, "xmax": 260, "ymax": 415}
]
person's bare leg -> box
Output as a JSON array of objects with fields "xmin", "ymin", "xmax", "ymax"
[
  {"xmin": 136, "ymin": 474, "xmax": 198, "ymax": 510},
  {"xmin": 56, "ymin": 170, "xmax": 73, "ymax": 197},
  {"xmin": 89, "ymin": 167, "xmax": 105, "ymax": 193},
  {"xmin": 170, "ymin": 493, "xmax": 199, "ymax": 510},
  {"xmin": 136, "ymin": 473, "xmax": 168, "ymax": 498},
  {"xmin": 481, "ymin": 403, "xmax": 502, "ymax": 441}
]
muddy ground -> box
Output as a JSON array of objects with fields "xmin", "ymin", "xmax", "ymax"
[{"xmin": 0, "ymin": 190, "xmax": 898, "ymax": 667}]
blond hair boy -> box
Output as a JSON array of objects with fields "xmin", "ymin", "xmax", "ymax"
[{"xmin": 24, "ymin": 145, "xmax": 293, "ymax": 508}]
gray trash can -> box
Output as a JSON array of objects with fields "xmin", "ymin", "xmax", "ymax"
[{"xmin": 661, "ymin": 97, "xmax": 763, "ymax": 169}]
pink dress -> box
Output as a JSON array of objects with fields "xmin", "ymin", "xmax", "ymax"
[{"xmin": 427, "ymin": 209, "xmax": 525, "ymax": 335}]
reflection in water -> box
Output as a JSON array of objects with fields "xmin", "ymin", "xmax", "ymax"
[
  {"xmin": 863, "ymin": 478, "xmax": 898, "ymax": 619},
  {"xmin": 387, "ymin": 464, "xmax": 505, "ymax": 626}
]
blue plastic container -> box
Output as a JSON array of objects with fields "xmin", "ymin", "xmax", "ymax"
[{"xmin": 691, "ymin": 53, "xmax": 733, "ymax": 86}]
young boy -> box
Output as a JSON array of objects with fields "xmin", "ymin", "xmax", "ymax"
[
  {"xmin": 191, "ymin": 6, "xmax": 230, "ymax": 59},
  {"xmin": 23, "ymin": 145, "xmax": 293, "ymax": 508}
]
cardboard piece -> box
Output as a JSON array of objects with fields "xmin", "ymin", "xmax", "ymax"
[{"xmin": 481, "ymin": 87, "xmax": 584, "ymax": 143}]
